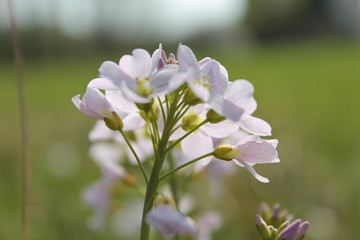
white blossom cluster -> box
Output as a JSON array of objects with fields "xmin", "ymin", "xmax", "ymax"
[{"xmin": 73, "ymin": 44, "xmax": 280, "ymax": 239}]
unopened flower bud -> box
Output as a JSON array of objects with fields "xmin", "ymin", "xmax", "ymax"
[
  {"xmin": 104, "ymin": 111, "xmax": 123, "ymax": 130},
  {"xmin": 214, "ymin": 144, "xmax": 240, "ymax": 161},
  {"xmin": 206, "ymin": 109, "xmax": 226, "ymax": 124},
  {"xmin": 278, "ymin": 219, "xmax": 309, "ymax": 240},
  {"xmin": 181, "ymin": 112, "xmax": 203, "ymax": 131},
  {"xmin": 256, "ymin": 215, "xmax": 272, "ymax": 240}
]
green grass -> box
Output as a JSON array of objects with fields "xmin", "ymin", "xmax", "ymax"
[{"xmin": 1, "ymin": 39, "xmax": 360, "ymax": 240}]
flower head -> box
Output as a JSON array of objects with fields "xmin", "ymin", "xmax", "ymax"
[{"xmin": 214, "ymin": 135, "xmax": 279, "ymax": 183}]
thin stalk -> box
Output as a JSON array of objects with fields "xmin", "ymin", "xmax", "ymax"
[
  {"xmin": 140, "ymin": 92, "xmax": 181, "ymax": 240},
  {"xmin": 8, "ymin": 1, "xmax": 30, "ymax": 240},
  {"xmin": 166, "ymin": 119, "xmax": 208, "ymax": 153},
  {"xmin": 157, "ymin": 97, "xmax": 166, "ymax": 123},
  {"xmin": 160, "ymin": 152, "xmax": 214, "ymax": 181},
  {"xmin": 118, "ymin": 129, "xmax": 149, "ymax": 184}
]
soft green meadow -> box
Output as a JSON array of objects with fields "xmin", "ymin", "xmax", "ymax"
[{"xmin": 1, "ymin": 39, "xmax": 359, "ymax": 240}]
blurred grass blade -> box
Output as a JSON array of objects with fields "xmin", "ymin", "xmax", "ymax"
[{"xmin": 7, "ymin": 0, "xmax": 30, "ymax": 239}]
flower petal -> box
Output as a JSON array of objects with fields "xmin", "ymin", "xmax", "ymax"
[
  {"xmin": 122, "ymin": 112, "xmax": 146, "ymax": 131},
  {"xmin": 119, "ymin": 49, "xmax": 152, "ymax": 79},
  {"xmin": 235, "ymin": 159, "xmax": 269, "ymax": 183},
  {"xmin": 237, "ymin": 140, "xmax": 279, "ymax": 165},
  {"xmin": 239, "ymin": 115, "xmax": 272, "ymax": 136},
  {"xmin": 225, "ymin": 80, "xmax": 257, "ymax": 114},
  {"xmin": 202, "ymin": 120, "xmax": 238, "ymax": 138},
  {"xmin": 177, "ymin": 44, "xmax": 200, "ymax": 76}
]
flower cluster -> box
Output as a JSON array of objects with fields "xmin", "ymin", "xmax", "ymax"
[
  {"xmin": 73, "ymin": 44, "xmax": 280, "ymax": 239},
  {"xmin": 256, "ymin": 203, "xmax": 310, "ymax": 240}
]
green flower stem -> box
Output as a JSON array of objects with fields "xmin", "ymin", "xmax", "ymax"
[
  {"xmin": 140, "ymin": 92, "xmax": 181, "ymax": 240},
  {"xmin": 165, "ymin": 119, "xmax": 209, "ymax": 153},
  {"xmin": 157, "ymin": 97, "xmax": 166, "ymax": 123},
  {"xmin": 118, "ymin": 128, "xmax": 149, "ymax": 184},
  {"xmin": 160, "ymin": 152, "xmax": 215, "ymax": 181}
]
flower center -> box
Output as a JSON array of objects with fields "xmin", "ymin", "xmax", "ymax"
[
  {"xmin": 136, "ymin": 77, "xmax": 152, "ymax": 97},
  {"xmin": 194, "ymin": 74, "xmax": 212, "ymax": 89}
]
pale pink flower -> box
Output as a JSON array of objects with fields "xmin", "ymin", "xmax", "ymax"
[
  {"xmin": 146, "ymin": 205, "xmax": 198, "ymax": 237},
  {"xmin": 214, "ymin": 135, "xmax": 279, "ymax": 183},
  {"xmin": 212, "ymin": 80, "xmax": 272, "ymax": 136},
  {"xmin": 88, "ymin": 47, "xmax": 187, "ymax": 103}
]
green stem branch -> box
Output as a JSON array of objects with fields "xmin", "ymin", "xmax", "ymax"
[
  {"xmin": 119, "ymin": 128, "xmax": 149, "ymax": 184},
  {"xmin": 160, "ymin": 152, "xmax": 214, "ymax": 181}
]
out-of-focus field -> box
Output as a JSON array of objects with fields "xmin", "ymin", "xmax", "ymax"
[{"xmin": 1, "ymin": 39, "xmax": 360, "ymax": 240}]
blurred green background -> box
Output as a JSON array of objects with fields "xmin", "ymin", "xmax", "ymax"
[{"xmin": 1, "ymin": 0, "xmax": 360, "ymax": 239}]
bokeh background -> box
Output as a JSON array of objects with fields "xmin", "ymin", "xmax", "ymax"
[{"xmin": 1, "ymin": 0, "xmax": 360, "ymax": 239}]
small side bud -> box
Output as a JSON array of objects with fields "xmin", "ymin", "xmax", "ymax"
[
  {"xmin": 206, "ymin": 109, "xmax": 226, "ymax": 124},
  {"xmin": 181, "ymin": 112, "xmax": 203, "ymax": 131},
  {"xmin": 104, "ymin": 111, "xmax": 123, "ymax": 130},
  {"xmin": 278, "ymin": 220, "xmax": 301, "ymax": 240},
  {"xmin": 214, "ymin": 144, "xmax": 240, "ymax": 161},
  {"xmin": 256, "ymin": 215, "xmax": 272, "ymax": 240}
]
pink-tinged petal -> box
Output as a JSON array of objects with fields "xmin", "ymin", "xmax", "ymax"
[
  {"xmin": 119, "ymin": 49, "xmax": 152, "ymax": 79},
  {"xmin": 181, "ymin": 132, "xmax": 213, "ymax": 165},
  {"xmin": 201, "ymin": 60, "xmax": 228, "ymax": 96},
  {"xmin": 237, "ymin": 140, "xmax": 279, "ymax": 164},
  {"xmin": 122, "ymin": 112, "xmax": 146, "ymax": 131},
  {"xmin": 235, "ymin": 159, "xmax": 269, "ymax": 183},
  {"xmin": 105, "ymin": 90, "xmax": 137, "ymax": 114},
  {"xmin": 146, "ymin": 206, "xmax": 198, "ymax": 237},
  {"xmin": 198, "ymin": 57, "xmax": 212, "ymax": 68},
  {"xmin": 151, "ymin": 44, "xmax": 163, "ymax": 71},
  {"xmin": 99, "ymin": 61, "xmax": 134, "ymax": 88},
  {"xmin": 72, "ymin": 94, "xmax": 81, "ymax": 110},
  {"xmin": 150, "ymin": 64, "xmax": 183, "ymax": 94},
  {"xmin": 178, "ymin": 44, "xmax": 200, "ymax": 76},
  {"xmin": 278, "ymin": 220, "xmax": 302, "ymax": 240},
  {"xmin": 239, "ymin": 115, "xmax": 272, "ymax": 136},
  {"xmin": 82, "ymin": 88, "xmax": 113, "ymax": 117},
  {"xmin": 209, "ymin": 95, "xmax": 244, "ymax": 122},
  {"xmin": 227, "ymin": 130, "xmax": 250, "ymax": 145},
  {"xmin": 121, "ymin": 82, "xmax": 152, "ymax": 103},
  {"xmin": 225, "ymin": 80, "xmax": 257, "ymax": 114},
  {"xmin": 188, "ymin": 80, "xmax": 210, "ymax": 102},
  {"xmin": 202, "ymin": 120, "xmax": 238, "ymax": 138},
  {"xmin": 167, "ymin": 71, "xmax": 189, "ymax": 93},
  {"xmin": 88, "ymin": 78, "xmax": 119, "ymax": 91},
  {"xmin": 237, "ymin": 134, "xmax": 260, "ymax": 145},
  {"xmin": 199, "ymin": 57, "xmax": 229, "ymax": 81}
]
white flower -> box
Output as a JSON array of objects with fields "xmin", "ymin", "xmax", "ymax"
[
  {"xmin": 214, "ymin": 135, "xmax": 279, "ymax": 183},
  {"xmin": 171, "ymin": 104, "xmax": 238, "ymax": 171},
  {"xmin": 88, "ymin": 47, "xmax": 187, "ymax": 103},
  {"xmin": 73, "ymin": 88, "xmax": 145, "ymax": 130},
  {"xmin": 211, "ymin": 80, "xmax": 272, "ymax": 135},
  {"xmin": 178, "ymin": 45, "xmax": 228, "ymax": 102},
  {"xmin": 146, "ymin": 205, "xmax": 198, "ymax": 237}
]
